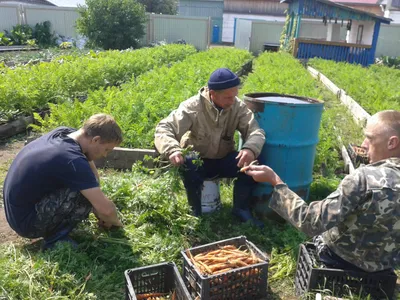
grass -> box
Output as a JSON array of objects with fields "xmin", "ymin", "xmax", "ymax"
[{"xmin": 0, "ymin": 167, "xmax": 305, "ymax": 299}]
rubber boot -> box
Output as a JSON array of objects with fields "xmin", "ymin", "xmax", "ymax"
[
  {"xmin": 232, "ymin": 174, "xmax": 264, "ymax": 229},
  {"xmin": 186, "ymin": 186, "xmax": 202, "ymax": 217}
]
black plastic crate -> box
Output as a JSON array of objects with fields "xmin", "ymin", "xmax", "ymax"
[
  {"xmin": 295, "ymin": 243, "xmax": 398, "ymax": 299},
  {"xmin": 125, "ymin": 262, "xmax": 191, "ymax": 300},
  {"xmin": 181, "ymin": 236, "xmax": 269, "ymax": 300},
  {"xmin": 347, "ymin": 143, "xmax": 369, "ymax": 166}
]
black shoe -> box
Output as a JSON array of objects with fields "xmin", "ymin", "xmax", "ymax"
[
  {"xmin": 42, "ymin": 224, "xmax": 76, "ymax": 250},
  {"xmin": 232, "ymin": 208, "xmax": 264, "ymax": 229}
]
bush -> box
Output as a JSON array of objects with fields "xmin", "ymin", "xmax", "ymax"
[
  {"xmin": 33, "ymin": 21, "xmax": 56, "ymax": 48},
  {"xmin": 6, "ymin": 24, "xmax": 33, "ymax": 45},
  {"xmin": 77, "ymin": 0, "xmax": 147, "ymax": 50},
  {"xmin": 0, "ymin": 32, "xmax": 12, "ymax": 46},
  {"xmin": 137, "ymin": 0, "xmax": 178, "ymax": 14}
]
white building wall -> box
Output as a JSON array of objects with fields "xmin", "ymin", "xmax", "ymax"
[
  {"xmin": 347, "ymin": 20, "xmax": 375, "ymax": 45},
  {"xmin": 326, "ymin": 23, "xmax": 341, "ymax": 41},
  {"xmin": 223, "ymin": 12, "xmax": 285, "ymax": 43},
  {"xmin": 385, "ymin": 10, "xmax": 400, "ymax": 23}
]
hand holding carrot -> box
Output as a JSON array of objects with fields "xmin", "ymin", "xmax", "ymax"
[
  {"xmin": 236, "ymin": 149, "xmax": 255, "ymax": 168},
  {"xmin": 242, "ymin": 165, "xmax": 284, "ymax": 186}
]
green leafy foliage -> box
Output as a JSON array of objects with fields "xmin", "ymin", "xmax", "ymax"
[
  {"xmin": 33, "ymin": 21, "xmax": 56, "ymax": 48},
  {"xmin": 1, "ymin": 21, "xmax": 55, "ymax": 48},
  {"xmin": 36, "ymin": 48, "xmax": 253, "ymax": 148},
  {"xmin": 7, "ymin": 24, "xmax": 33, "ymax": 45},
  {"xmin": 137, "ymin": 0, "xmax": 178, "ymax": 14},
  {"xmin": 0, "ymin": 167, "xmax": 305, "ymax": 299},
  {"xmin": 0, "ymin": 32, "xmax": 12, "ymax": 46},
  {"xmin": 1, "ymin": 50, "xmax": 391, "ymax": 300},
  {"xmin": 0, "ymin": 48, "xmax": 89, "ymax": 66},
  {"xmin": 376, "ymin": 55, "xmax": 400, "ymax": 69},
  {"xmin": 309, "ymin": 58, "xmax": 400, "ymax": 114},
  {"xmin": 77, "ymin": 0, "xmax": 147, "ymax": 50},
  {"xmin": 0, "ymin": 44, "xmax": 196, "ymax": 120}
]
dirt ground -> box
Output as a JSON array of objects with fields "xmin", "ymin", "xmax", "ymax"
[{"xmin": 0, "ymin": 138, "xmax": 25, "ymax": 244}]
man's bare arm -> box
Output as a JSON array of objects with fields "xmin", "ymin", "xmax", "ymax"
[{"xmin": 81, "ymin": 187, "xmax": 123, "ymax": 227}]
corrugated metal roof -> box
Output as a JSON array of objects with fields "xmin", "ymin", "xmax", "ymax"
[
  {"xmin": 281, "ymin": 0, "xmax": 391, "ymax": 22},
  {"xmin": 46, "ymin": 0, "xmax": 85, "ymax": 7},
  {"xmin": 0, "ymin": 0, "xmax": 55, "ymax": 5},
  {"xmin": 330, "ymin": 0, "xmax": 379, "ymax": 5}
]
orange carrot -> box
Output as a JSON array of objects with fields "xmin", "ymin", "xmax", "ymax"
[{"xmin": 136, "ymin": 292, "xmax": 169, "ymax": 299}]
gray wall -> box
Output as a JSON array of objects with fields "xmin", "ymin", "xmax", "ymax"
[
  {"xmin": 143, "ymin": 14, "xmax": 210, "ymax": 50},
  {"xmin": 376, "ymin": 24, "xmax": 400, "ymax": 57},
  {"xmin": 250, "ymin": 21, "xmax": 283, "ymax": 52},
  {"xmin": 0, "ymin": 4, "xmax": 20, "ymax": 32},
  {"xmin": 224, "ymin": 0, "xmax": 287, "ymax": 15},
  {"xmin": 234, "ymin": 19, "xmax": 252, "ymax": 50},
  {"xmin": 178, "ymin": 0, "xmax": 224, "ymax": 18},
  {"xmin": 178, "ymin": 0, "xmax": 224, "ymax": 43}
]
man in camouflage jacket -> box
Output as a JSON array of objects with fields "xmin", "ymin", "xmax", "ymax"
[
  {"xmin": 244, "ymin": 110, "xmax": 400, "ymax": 272},
  {"xmin": 154, "ymin": 68, "xmax": 265, "ymax": 227}
]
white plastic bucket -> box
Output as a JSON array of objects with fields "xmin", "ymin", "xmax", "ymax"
[{"xmin": 201, "ymin": 180, "xmax": 221, "ymax": 213}]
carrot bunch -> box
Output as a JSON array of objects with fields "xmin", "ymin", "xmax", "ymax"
[
  {"xmin": 186, "ymin": 245, "xmax": 263, "ymax": 276},
  {"xmin": 136, "ymin": 291, "xmax": 175, "ymax": 300}
]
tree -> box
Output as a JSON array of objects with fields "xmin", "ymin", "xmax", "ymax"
[
  {"xmin": 76, "ymin": 0, "xmax": 147, "ymax": 50},
  {"xmin": 137, "ymin": 0, "xmax": 178, "ymax": 15}
]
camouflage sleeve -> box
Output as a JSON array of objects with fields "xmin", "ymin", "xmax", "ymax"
[{"xmin": 269, "ymin": 169, "xmax": 367, "ymax": 237}]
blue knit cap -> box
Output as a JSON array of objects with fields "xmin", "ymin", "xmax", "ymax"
[{"xmin": 208, "ymin": 68, "xmax": 240, "ymax": 91}]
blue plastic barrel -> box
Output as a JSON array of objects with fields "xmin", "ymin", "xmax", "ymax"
[
  {"xmin": 212, "ymin": 25, "xmax": 220, "ymax": 44},
  {"xmin": 243, "ymin": 93, "xmax": 324, "ymax": 219}
]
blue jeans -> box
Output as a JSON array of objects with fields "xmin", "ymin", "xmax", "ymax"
[{"xmin": 180, "ymin": 151, "xmax": 257, "ymax": 216}]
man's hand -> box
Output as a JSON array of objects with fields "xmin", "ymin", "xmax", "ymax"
[
  {"xmin": 98, "ymin": 219, "xmax": 113, "ymax": 229},
  {"xmin": 169, "ymin": 151, "xmax": 184, "ymax": 166},
  {"xmin": 243, "ymin": 165, "xmax": 284, "ymax": 186},
  {"xmin": 236, "ymin": 149, "xmax": 255, "ymax": 168},
  {"xmin": 81, "ymin": 188, "xmax": 123, "ymax": 227}
]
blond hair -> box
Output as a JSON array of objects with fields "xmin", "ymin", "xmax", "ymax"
[
  {"xmin": 371, "ymin": 110, "xmax": 400, "ymax": 137},
  {"xmin": 82, "ymin": 114, "xmax": 123, "ymax": 144}
]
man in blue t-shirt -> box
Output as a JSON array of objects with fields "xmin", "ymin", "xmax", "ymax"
[{"xmin": 3, "ymin": 113, "xmax": 123, "ymax": 249}]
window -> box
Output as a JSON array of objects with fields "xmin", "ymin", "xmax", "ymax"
[
  {"xmin": 356, "ymin": 25, "xmax": 364, "ymax": 44},
  {"xmin": 392, "ymin": 0, "xmax": 400, "ymax": 8}
]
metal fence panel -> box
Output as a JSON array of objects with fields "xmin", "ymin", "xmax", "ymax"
[
  {"xmin": 178, "ymin": 0, "xmax": 223, "ymax": 18},
  {"xmin": 148, "ymin": 14, "xmax": 210, "ymax": 50},
  {"xmin": 376, "ymin": 24, "xmax": 400, "ymax": 57},
  {"xmin": 250, "ymin": 21, "xmax": 283, "ymax": 53},
  {"xmin": 25, "ymin": 6, "xmax": 79, "ymax": 37},
  {"xmin": 234, "ymin": 19, "xmax": 252, "ymax": 50},
  {"xmin": 0, "ymin": 4, "xmax": 20, "ymax": 32}
]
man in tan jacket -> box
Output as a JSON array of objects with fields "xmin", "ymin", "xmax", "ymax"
[{"xmin": 154, "ymin": 68, "xmax": 266, "ymax": 227}]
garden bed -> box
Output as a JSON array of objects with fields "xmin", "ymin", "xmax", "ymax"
[
  {"xmin": 308, "ymin": 58, "xmax": 400, "ymax": 114},
  {"xmin": 0, "ymin": 45, "xmax": 197, "ymax": 140},
  {"xmin": 0, "ymin": 50, "xmax": 396, "ymax": 300}
]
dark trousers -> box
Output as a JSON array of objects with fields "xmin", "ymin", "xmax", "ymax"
[
  {"xmin": 318, "ymin": 245, "xmax": 365, "ymax": 272},
  {"xmin": 25, "ymin": 188, "xmax": 92, "ymax": 239},
  {"xmin": 180, "ymin": 151, "xmax": 257, "ymax": 216}
]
